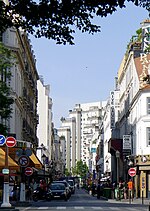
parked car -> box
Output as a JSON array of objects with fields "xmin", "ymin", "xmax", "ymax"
[
  {"xmin": 49, "ymin": 183, "xmax": 69, "ymax": 201},
  {"xmin": 67, "ymin": 179, "xmax": 75, "ymax": 194},
  {"xmin": 52, "ymin": 180, "xmax": 71, "ymax": 198}
]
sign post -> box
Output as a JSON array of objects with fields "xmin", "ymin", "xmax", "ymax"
[{"xmin": 1, "ymin": 136, "xmax": 16, "ymax": 208}]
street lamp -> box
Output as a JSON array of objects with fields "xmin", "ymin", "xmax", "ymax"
[{"xmin": 116, "ymin": 150, "xmax": 120, "ymax": 185}]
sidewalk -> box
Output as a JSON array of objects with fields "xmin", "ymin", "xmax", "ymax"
[{"xmin": 108, "ymin": 198, "xmax": 150, "ymax": 205}]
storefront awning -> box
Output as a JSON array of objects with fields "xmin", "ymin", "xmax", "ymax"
[
  {"xmin": 108, "ymin": 138, "xmax": 122, "ymax": 155},
  {"xmin": 0, "ymin": 148, "xmax": 19, "ymax": 171},
  {"xmin": 29, "ymin": 153, "xmax": 42, "ymax": 169}
]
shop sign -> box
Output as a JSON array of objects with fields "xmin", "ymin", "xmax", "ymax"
[
  {"xmin": 2, "ymin": 168, "xmax": 9, "ymax": 174},
  {"xmin": 123, "ymin": 135, "xmax": 131, "ymax": 150},
  {"xmin": 110, "ymin": 91, "xmax": 115, "ymax": 129}
]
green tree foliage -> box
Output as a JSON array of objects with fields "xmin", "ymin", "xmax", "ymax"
[
  {"xmin": 0, "ymin": 0, "xmax": 149, "ymax": 45},
  {"xmin": 0, "ymin": 42, "xmax": 14, "ymax": 136},
  {"xmin": 64, "ymin": 168, "xmax": 71, "ymax": 176},
  {"xmin": 76, "ymin": 160, "xmax": 88, "ymax": 178}
]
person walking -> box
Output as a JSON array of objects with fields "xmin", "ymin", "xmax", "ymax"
[
  {"xmin": 128, "ymin": 179, "xmax": 134, "ymax": 201},
  {"xmin": 30, "ymin": 179, "xmax": 38, "ymax": 199},
  {"xmin": 123, "ymin": 181, "xmax": 128, "ymax": 199},
  {"xmin": 97, "ymin": 181, "xmax": 101, "ymax": 199},
  {"xmin": 91, "ymin": 182, "xmax": 96, "ymax": 196}
]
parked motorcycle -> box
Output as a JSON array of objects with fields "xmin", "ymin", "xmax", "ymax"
[{"xmin": 32, "ymin": 187, "xmax": 52, "ymax": 202}]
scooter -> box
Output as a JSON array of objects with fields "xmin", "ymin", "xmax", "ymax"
[{"xmin": 32, "ymin": 187, "xmax": 51, "ymax": 202}]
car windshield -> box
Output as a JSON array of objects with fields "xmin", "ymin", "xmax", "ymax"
[
  {"xmin": 53, "ymin": 181, "xmax": 68, "ymax": 187},
  {"xmin": 50, "ymin": 184, "xmax": 65, "ymax": 190},
  {"xmin": 68, "ymin": 180, "xmax": 74, "ymax": 186}
]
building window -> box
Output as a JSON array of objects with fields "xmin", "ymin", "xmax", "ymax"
[
  {"xmin": 147, "ymin": 98, "xmax": 150, "ymax": 114},
  {"xmin": 147, "ymin": 127, "xmax": 150, "ymax": 146}
]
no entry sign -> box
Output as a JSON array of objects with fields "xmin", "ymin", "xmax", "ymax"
[
  {"xmin": 25, "ymin": 167, "xmax": 33, "ymax": 176},
  {"xmin": 128, "ymin": 168, "xmax": 136, "ymax": 177},
  {"xmin": 6, "ymin": 136, "xmax": 16, "ymax": 147}
]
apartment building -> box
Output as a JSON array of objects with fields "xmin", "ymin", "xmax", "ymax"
[
  {"xmin": 104, "ymin": 19, "xmax": 150, "ymax": 197},
  {"xmin": 58, "ymin": 117, "xmax": 76, "ymax": 172},
  {"xmin": 2, "ymin": 28, "xmax": 39, "ymax": 149},
  {"xmin": 58, "ymin": 126, "xmax": 71, "ymax": 172},
  {"xmin": 36, "ymin": 76, "xmax": 53, "ymax": 165},
  {"xmin": 59, "ymin": 102, "xmax": 105, "ymax": 175}
]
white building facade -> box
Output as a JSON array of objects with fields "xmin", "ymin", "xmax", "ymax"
[{"xmin": 37, "ymin": 76, "xmax": 53, "ymax": 165}]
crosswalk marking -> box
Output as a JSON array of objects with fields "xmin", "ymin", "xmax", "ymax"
[{"xmin": 18, "ymin": 206, "xmax": 147, "ymax": 210}]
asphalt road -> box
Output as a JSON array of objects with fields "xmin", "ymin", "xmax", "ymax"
[{"xmin": 17, "ymin": 188, "xmax": 148, "ymax": 211}]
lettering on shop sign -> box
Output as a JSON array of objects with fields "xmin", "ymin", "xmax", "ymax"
[
  {"xmin": 110, "ymin": 91, "xmax": 115, "ymax": 129},
  {"xmin": 123, "ymin": 135, "xmax": 131, "ymax": 150},
  {"xmin": 142, "ymin": 25, "xmax": 150, "ymax": 52},
  {"xmin": 139, "ymin": 53, "xmax": 150, "ymax": 88}
]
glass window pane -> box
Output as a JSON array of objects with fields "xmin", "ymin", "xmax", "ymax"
[
  {"xmin": 147, "ymin": 98, "xmax": 150, "ymax": 114},
  {"xmin": 147, "ymin": 127, "xmax": 150, "ymax": 146}
]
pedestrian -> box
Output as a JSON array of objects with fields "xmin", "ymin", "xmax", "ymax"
[
  {"xmin": 12, "ymin": 182, "xmax": 18, "ymax": 201},
  {"xmin": 123, "ymin": 181, "xmax": 128, "ymax": 199},
  {"xmin": 91, "ymin": 182, "xmax": 96, "ymax": 196},
  {"xmin": 127, "ymin": 179, "xmax": 134, "ymax": 201},
  {"xmin": 30, "ymin": 178, "xmax": 38, "ymax": 199},
  {"xmin": 39, "ymin": 179, "xmax": 47, "ymax": 196},
  {"xmin": 97, "ymin": 181, "xmax": 101, "ymax": 199}
]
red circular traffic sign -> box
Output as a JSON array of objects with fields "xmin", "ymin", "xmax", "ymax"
[
  {"xmin": 128, "ymin": 168, "xmax": 136, "ymax": 177},
  {"xmin": 6, "ymin": 136, "xmax": 16, "ymax": 147},
  {"xmin": 25, "ymin": 167, "xmax": 33, "ymax": 176}
]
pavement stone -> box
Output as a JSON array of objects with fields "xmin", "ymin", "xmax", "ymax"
[{"xmin": 108, "ymin": 198, "xmax": 150, "ymax": 205}]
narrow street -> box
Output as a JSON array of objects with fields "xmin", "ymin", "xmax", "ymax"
[{"xmin": 17, "ymin": 188, "xmax": 148, "ymax": 211}]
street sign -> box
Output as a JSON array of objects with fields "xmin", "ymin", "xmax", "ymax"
[
  {"xmin": 18, "ymin": 155, "xmax": 29, "ymax": 167},
  {"xmin": 24, "ymin": 148, "xmax": 32, "ymax": 157},
  {"xmin": 25, "ymin": 167, "xmax": 33, "ymax": 176},
  {"xmin": 6, "ymin": 136, "xmax": 16, "ymax": 147},
  {"xmin": 0, "ymin": 135, "xmax": 5, "ymax": 146},
  {"xmin": 128, "ymin": 168, "xmax": 136, "ymax": 177},
  {"xmin": 16, "ymin": 149, "xmax": 23, "ymax": 157},
  {"xmin": 123, "ymin": 135, "xmax": 131, "ymax": 150},
  {"xmin": 2, "ymin": 169, "xmax": 9, "ymax": 175}
]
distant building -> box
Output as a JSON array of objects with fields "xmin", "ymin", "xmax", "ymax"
[
  {"xmin": 37, "ymin": 76, "xmax": 53, "ymax": 165},
  {"xmin": 58, "ymin": 102, "xmax": 106, "ymax": 175}
]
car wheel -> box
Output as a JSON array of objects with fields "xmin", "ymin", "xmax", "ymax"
[
  {"xmin": 32, "ymin": 195, "xmax": 38, "ymax": 202},
  {"xmin": 46, "ymin": 195, "xmax": 51, "ymax": 201}
]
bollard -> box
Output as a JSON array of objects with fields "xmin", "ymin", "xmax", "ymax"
[
  {"xmin": 129, "ymin": 190, "xmax": 131, "ymax": 204},
  {"xmin": 142, "ymin": 190, "xmax": 144, "ymax": 205}
]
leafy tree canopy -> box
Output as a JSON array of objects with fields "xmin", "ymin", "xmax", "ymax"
[
  {"xmin": 64, "ymin": 168, "xmax": 71, "ymax": 176},
  {"xmin": 75, "ymin": 160, "xmax": 88, "ymax": 178},
  {"xmin": 0, "ymin": 0, "xmax": 149, "ymax": 45}
]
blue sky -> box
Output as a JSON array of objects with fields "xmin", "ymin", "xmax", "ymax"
[{"xmin": 30, "ymin": 3, "xmax": 149, "ymax": 128}]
